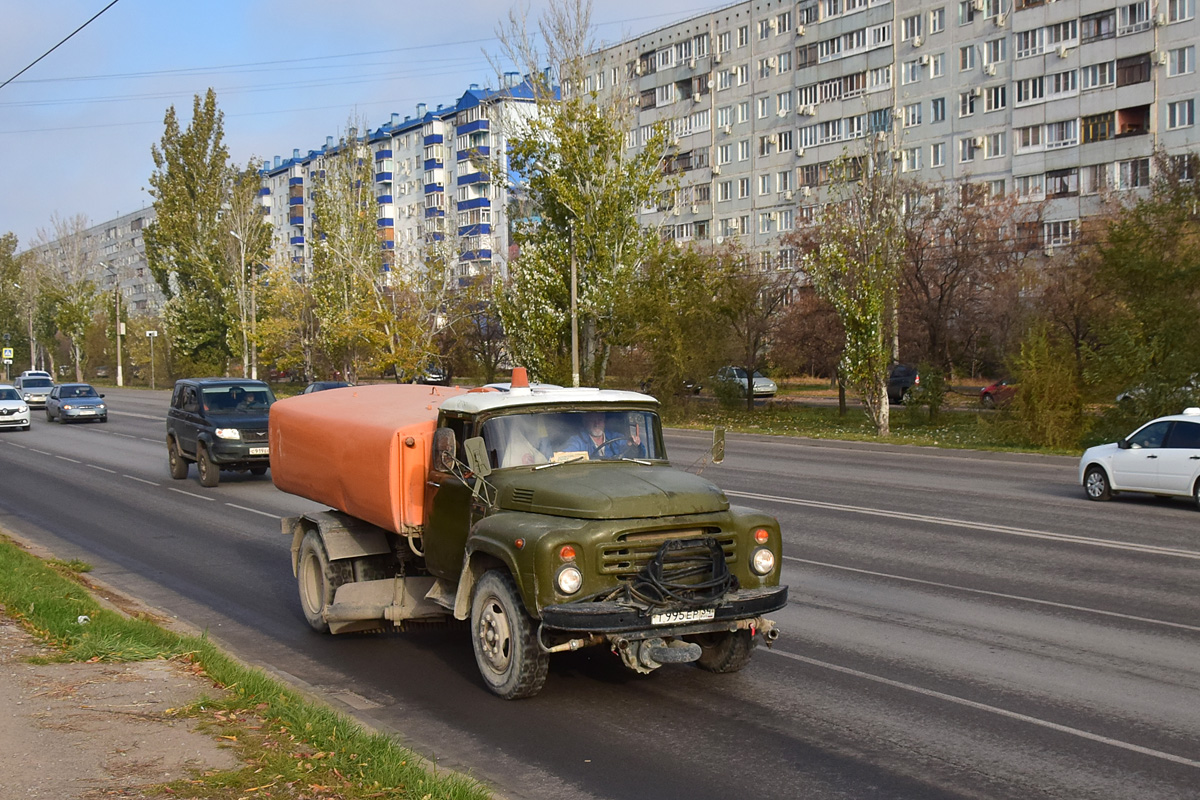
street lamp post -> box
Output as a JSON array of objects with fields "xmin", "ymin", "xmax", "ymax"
[
  {"xmin": 101, "ymin": 262, "xmax": 123, "ymax": 387},
  {"xmin": 146, "ymin": 330, "xmax": 158, "ymax": 390}
]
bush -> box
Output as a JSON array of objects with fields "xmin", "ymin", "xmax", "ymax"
[
  {"xmin": 1011, "ymin": 324, "xmax": 1086, "ymax": 449},
  {"xmin": 906, "ymin": 361, "xmax": 947, "ymax": 424}
]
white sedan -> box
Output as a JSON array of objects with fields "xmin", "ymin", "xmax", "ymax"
[
  {"xmin": 1079, "ymin": 407, "xmax": 1200, "ymax": 508},
  {"xmin": 0, "ymin": 384, "xmax": 32, "ymax": 431}
]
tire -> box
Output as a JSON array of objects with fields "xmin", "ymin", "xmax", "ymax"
[
  {"xmin": 21, "ymin": 423, "xmax": 29, "ymax": 431},
  {"xmin": 1084, "ymin": 465, "xmax": 1111, "ymax": 501},
  {"xmin": 250, "ymin": 466, "xmax": 268, "ymax": 476},
  {"xmin": 45, "ymin": 409, "xmax": 53, "ymax": 422},
  {"xmin": 197, "ymin": 443, "xmax": 220, "ymax": 487},
  {"xmin": 296, "ymin": 530, "xmax": 349, "ymax": 633},
  {"xmin": 898, "ymin": 388, "xmax": 909, "ymax": 405},
  {"xmin": 692, "ymin": 629, "xmax": 757, "ymax": 674},
  {"xmin": 167, "ymin": 437, "xmax": 189, "ymax": 480},
  {"xmin": 1193, "ymin": 479, "xmax": 1200, "ymax": 512},
  {"xmin": 99, "ymin": 416, "xmax": 108, "ymax": 423},
  {"xmin": 58, "ymin": 412, "xmax": 69, "ymax": 424},
  {"xmin": 981, "ymin": 393, "xmax": 996, "ymax": 409},
  {"xmin": 470, "ymin": 570, "xmax": 548, "ymax": 699}
]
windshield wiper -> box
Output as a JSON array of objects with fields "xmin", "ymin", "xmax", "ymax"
[{"xmin": 534, "ymin": 455, "xmax": 585, "ymax": 470}]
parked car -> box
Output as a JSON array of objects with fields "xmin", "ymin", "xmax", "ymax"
[
  {"xmin": 14, "ymin": 374, "xmax": 54, "ymax": 408},
  {"xmin": 412, "ymin": 364, "xmax": 450, "ymax": 386},
  {"xmin": 0, "ymin": 384, "xmax": 31, "ymax": 431},
  {"xmin": 887, "ymin": 364, "xmax": 920, "ymax": 404},
  {"xmin": 301, "ymin": 381, "xmax": 353, "ymax": 394},
  {"xmin": 45, "ymin": 383, "xmax": 107, "ymax": 424},
  {"xmin": 980, "ymin": 380, "xmax": 1017, "ymax": 409},
  {"xmin": 1079, "ymin": 407, "xmax": 1200, "ymax": 507},
  {"xmin": 165, "ymin": 378, "xmax": 276, "ymax": 487},
  {"xmin": 713, "ymin": 366, "xmax": 777, "ymax": 398},
  {"xmin": 1116, "ymin": 374, "xmax": 1199, "ymax": 407}
]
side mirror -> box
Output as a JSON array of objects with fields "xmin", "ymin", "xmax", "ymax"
[
  {"xmin": 98, "ymin": 393, "xmax": 105, "ymax": 398},
  {"xmin": 463, "ymin": 436, "xmax": 492, "ymax": 477},
  {"xmin": 1118, "ymin": 439, "xmax": 1131, "ymax": 450},
  {"xmin": 712, "ymin": 426, "xmax": 725, "ymax": 464},
  {"xmin": 432, "ymin": 427, "xmax": 457, "ymax": 472}
]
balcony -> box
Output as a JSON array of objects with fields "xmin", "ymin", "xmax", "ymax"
[
  {"xmin": 377, "ymin": 217, "xmax": 394, "ymax": 228},
  {"xmin": 457, "ymin": 145, "xmax": 491, "ymax": 162},
  {"xmin": 377, "ymin": 194, "xmax": 393, "ymax": 204},
  {"xmin": 290, "ymin": 236, "xmax": 305, "ymax": 245},
  {"xmin": 258, "ymin": 187, "xmax": 271, "ymax": 196},
  {"xmin": 456, "ymin": 119, "xmax": 490, "ymax": 134},
  {"xmin": 289, "ymin": 196, "xmax": 304, "ymax": 205},
  {"xmin": 289, "ymin": 177, "xmax": 304, "ymax": 186},
  {"xmin": 376, "ymin": 171, "xmax": 392, "ymax": 183},
  {"xmin": 424, "ymin": 158, "xmax": 444, "ymax": 171},
  {"xmin": 423, "ymin": 133, "xmax": 444, "ymax": 145},
  {"xmin": 375, "ymin": 149, "xmax": 393, "ymax": 160},
  {"xmin": 458, "ymin": 197, "xmax": 491, "ymax": 211}
]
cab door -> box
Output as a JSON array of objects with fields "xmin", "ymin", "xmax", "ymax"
[
  {"xmin": 422, "ymin": 416, "xmax": 478, "ymax": 580},
  {"xmin": 1110, "ymin": 420, "xmax": 1170, "ymax": 491}
]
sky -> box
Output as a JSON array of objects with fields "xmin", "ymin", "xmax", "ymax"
[{"xmin": 0, "ymin": 0, "xmax": 725, "ymax": 250}]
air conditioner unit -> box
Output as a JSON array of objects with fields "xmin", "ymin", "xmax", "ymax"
[
  {"xmin": 768, "ymin": 56, "xmax": 778, "ymax": 68},
  {"xmin": 694, "ymin": 93, "xmax": 702, "ymax": 102},
  {"xmin": 690, "ymin": 204, "xmax": 698, "ymax": 214},
  {"xmin": 1056, "ymin": 44, "xmax": 1070, "ymax": 58},
  {"xmin": 712, "ymin": 164, "xmax": 722, "ymax": 174},
  {"xmin": 913, "ymin": 36, "xmax": 923, "ymax": 48},
  {"xmin": 796, "ymin": 24, "xmax": 806, "ymax": 36},
  {"xmin": 1156, "ymin": 50, "xmax": 1169, "ymax": 65},
  {"xmin": 688, "ymin": 57, "xmax": 697, "ymax": 69},
  {"xmin": 971, "ymin": 86, "xmax": 983, "ymax": 97},
  {"xmin": 892, "ymin": 107, "xmax": 904, "ymax": 118},
  {"xmin": 673, "ymin": 206, "xmax": 681, "ymax": 216},
  {"xmin": 768, "ymin": 17, "xmax": 778, "ymax": 30},
  {"xmin": 768, "ymin": 134, "xmax": 779, "ymax": 144},
  {"xmin": 995, "ymin": 14, "xmax": 1007, "ymax": 28},
  {"xmin": 796, "ymin": 147, "xmax": 805, "ymax": 157},
  {"xmin": 777, "ymin": 108, "xmax": 788, "ymax": 117},
  {"xmin": 984, "ymin": 63, "xmax": 997, "ymax": 75},
  {"xmin": 721, "ymin": 124, "xmax": 732, "ymax": 134},
  {"xmin": 972, "ymin": 136, "xmax": 985, "ymax": 148},
  {"xmin": 972, "ymin": 0, "xmax": 984, "ymax": 10},
  {"xmin": 635, "ymin": 63, "xmax": 644, "ymax": 75},
  {"xmin": 800, "ymin": 186, "xmax": 813, "ymax": 197},
  {"xmin": 784, "ymin": 190, "xmax": 793, "ymax": 200},
  {"xmin": 714, "ymin": 52, "xmax": 723, "ymax": 64},
  {"xmin": 919, "ymin": 54, "xmax": 930, "ymax": 65},
  {"xmin": 1043, "ymin": 245, "xmax": 1055, "ymax": 258},
  {"xmin": 1154, "ymin": 12, "xmax": 1167, "ymax": 26},
  {"xmin": 876, "ymin": 131, "xmax": 888, "ymax": 141},
  {"xmin": 802, "ymin": 104, "xmax": 818, "ymax": 116},
  {"xmin": 728, "ymin": 219, "xmax": 740, "ymax": 231}
]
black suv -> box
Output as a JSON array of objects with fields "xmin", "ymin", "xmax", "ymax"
[{"xmin": 166, "ymin": 378, "xmax": 276, "ymax": 487}]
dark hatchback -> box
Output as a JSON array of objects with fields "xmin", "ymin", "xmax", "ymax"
[{"xmin": 166, "ymin": 378, "xmax": 276, "ymax": 487}]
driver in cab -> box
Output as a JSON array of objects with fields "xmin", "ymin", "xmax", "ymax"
[{"xmin": 564, "ymin": 412, "xmax": 643, "ymax": 460}]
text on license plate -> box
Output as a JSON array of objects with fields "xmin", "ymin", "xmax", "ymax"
[
  {"xmin": 78, "ymin": 409, "xmax": 95, "ymax": 415},
  {"xmin": 651, "ymin": 608, "xmax": 715, "ymax": 625},
  {"xmin": 249, "ymin": 447, "xmax": 269, "ymax": 456}
]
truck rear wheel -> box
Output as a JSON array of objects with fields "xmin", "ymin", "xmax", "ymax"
[
  {"xmin": 470, "ymin": 570, "xmax": 548, "ymax": 699},
  {"xmin": 297, "ymin": 531, "xmax": 347, "ymax": 633},
  {"xmin": 693, "ymin": 629, "xmax": 757, "ymax": 673}
]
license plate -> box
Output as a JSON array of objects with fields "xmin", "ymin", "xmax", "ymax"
[
  {"xmin": 651, "ymin": 608, "xmax": 715, "ymax": 626},
  {"xmin": 249, "ymin": 447, "xmax": 269, "ymax": 456},
  {"xmin": 78, "ymin": 409, "xmax": 95, "ymax": 415}
]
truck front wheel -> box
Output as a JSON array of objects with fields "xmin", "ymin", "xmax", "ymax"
[
  {"xmin": 470, "ymin": 570, "xmax": 548, "ymax": 699},
  {"xmin": 692, "ymin": 629, "xmax": 757, "ymax": 673},
  {"xmin": 297, "ymin": 531, "xmax": 346, "ymax": 633}
]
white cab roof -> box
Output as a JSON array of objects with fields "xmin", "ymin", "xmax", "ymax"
[{"xmin": 441, "ymin": 385, "xmax": 657, "ymax": 415}]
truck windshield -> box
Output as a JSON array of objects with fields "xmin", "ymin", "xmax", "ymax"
[{"xmin": 480, "ymin": 409, "xmax": 664, "ymax": 469}]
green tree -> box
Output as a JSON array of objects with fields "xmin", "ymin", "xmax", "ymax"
[
  {"xmin": 226, "ymin": 160, "xmax": 272, "ymax": 379},
  {"xmin": 1088, "ymin": 152, "xmax": 1200, "ymax": 419},
  {"xmin": 145, "ymin": 88, "xmax": 234, "ymax": 376},
  {"xmin": 798, "ymin": 151, "xmax": 905, "ymax": 436},
  {"xmin": 495, "ymin": 0, "xmax": 673, "ymax": 385},
  {"xmin": 1012, "ymin": 322, "xmax": 1086, "ymax": 449}
]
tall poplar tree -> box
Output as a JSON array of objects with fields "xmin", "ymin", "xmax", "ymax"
[{"xmin": 145, "ymin": 88, "xmax": 234, "ymax": 375}]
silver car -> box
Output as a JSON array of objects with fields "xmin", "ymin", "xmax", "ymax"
[
  {"xmin": 714, "ymin": 366, "xmax": 777, "ymax": 398},
  {"xmin": 15, "ymin": 375, "xmax": 53, "ymax": 408},
  {"xmin": 45, "ymin": 383, "xmax": 108, "ymax": 424},
  {"xmin": 0, "ymin": 384, "xmax": 31, "ymax": 431}
]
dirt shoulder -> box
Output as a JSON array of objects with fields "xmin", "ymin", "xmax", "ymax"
[{"xmin": 0, "ymin": 609, "xmax": 238, "ymax": 799}]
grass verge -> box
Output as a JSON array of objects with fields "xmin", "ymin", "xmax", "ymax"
[
  {"xmin": 663, "ymin": 402, "xmax": 1079, "ymax": 456},
  {"xmin": 0, "ymin": 533, "xmax": 492, "ymax": 800}
]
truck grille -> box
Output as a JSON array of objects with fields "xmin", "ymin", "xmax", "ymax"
[
  {"xmin": 242, "ymin": 429, "xmax": 268, "ymax": 443},
  {"xmin": 598, "ymin": 529, "xmax": 736, "ymax": 577}
]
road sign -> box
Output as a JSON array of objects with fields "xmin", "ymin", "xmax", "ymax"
[{"xmin": 1, "ymin": 348, "xmax": 12, "ymax": 360}]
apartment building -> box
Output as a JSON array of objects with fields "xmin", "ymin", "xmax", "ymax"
[
  {"xmin": 582, "ymin": 0, "xmax": 1198, "ymax": 257},
  {"xmin": 25, "ymin": 208, "xmax": 164, "ymax": 315},
  {"xmin": 260, "ymin": 75, "xmax": 538, "ymax": 283}
]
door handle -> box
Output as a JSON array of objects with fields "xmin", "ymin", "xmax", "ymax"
[
  {"xmin": 1190, "ymin": 456, "xmax": 1200, "ymax": 460},
  {"xmin": 1146, "ymin": 454, "xmax": 1157, "ymax": 459}
]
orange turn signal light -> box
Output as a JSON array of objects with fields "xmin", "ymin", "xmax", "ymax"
[
  {"xmin": 515, "ymin": 538, "xmax": 525, "ymax": 549},
  {"xmin": 559, "ymin": 544, "xmax": 577, "ymax": 561},
  {"xmin": 753, "ymin": 528, "xmax": 770, "ymax": 544}
]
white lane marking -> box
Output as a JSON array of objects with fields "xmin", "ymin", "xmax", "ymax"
[
  {"xmin": 55, "ymin": 455, "xmax": 81, "ymax": 463},
  {"xmin": 167, "ymin": 487, "xmax": 215, "ymax": 501},
  {"xmin": 785, "ymin": 556, "xmax": 1200, "ymax": 634},
  {"xmin": 110, "ymin": 410, "xmax": 164, "ymax": 421},
  {"xmin": 87, "ymin": 465, "xmax": 118, "ymax": 474},
  {"xmin": 729, "ymin": 490, "xmax": 1200, "ymax": 561},
  {"xmin": 766, "ymin": 649, "xmax": 1200, "ymax": 769},
  {"xmin": 5, "ymin": 442, "xmax": 27, "ymax": 448},
  {"xmin": 225, "ymin": 503, "xmax": 281, "ymax": 519},
  {"xmin": 123, "ymin": 475, "xmax": 158, "ymax": 486},
  {"xmin": 112, "ymin": 432, "xmax": 138, "ymax": 439},
  {"xmin": 29, "ymin": 448, "xmax": 52, "ymax": 455},
  {"xmin": 140, "ymin": 437, "xmax": 162, "ymax": 443}
]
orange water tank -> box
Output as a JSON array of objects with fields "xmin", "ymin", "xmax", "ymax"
[{"xmin": 269, "ymin": 383, "xmax": 467, "ymax": 534}]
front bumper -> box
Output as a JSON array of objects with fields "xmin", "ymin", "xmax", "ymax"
[
  {"xmin": 61, "ymin": 407, "xmax": 106, "ymax": 421},
  {"xmin": 0, "ymin": 413, "xmax": 30, "ymax": 428},
  {"xmin": 23, "ymin": 395, "xmax": 49, "ymax": 408},
  {"xmin": 208, "ymin": 439, "xmax": 271, "ymax": 466},
  {"xmin": 540, "ymin": 585, "xmax": 788, "ymax": 634}
]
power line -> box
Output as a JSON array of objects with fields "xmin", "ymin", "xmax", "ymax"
[{"xmin": 0, "ymin": 0, "xmax": 122, "ymax": 92}]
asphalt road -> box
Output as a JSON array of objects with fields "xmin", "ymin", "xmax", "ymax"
[{"xmin": 0, "ymin": 387, "xmax": 1197, "ymax": 799}]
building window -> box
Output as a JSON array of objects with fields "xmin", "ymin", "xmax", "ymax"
[
  {"xmin": 716, "ymin": 106, "xmax": 732, "ymax": 127},
  {"xmin": 1046, "ymin": 119, "xmax": 1078, "ymax": 148},
  {"xmin": 985, "ymin": 85, "xmax": 1006, "ymax": 111},
  {"xmin": 904, "ymin": 103, "xmax": 922, "ymax": 127},
  {"xmin": 779, "ymin": 130, "xmax": 794, "ymax": 151},
  {"xmin": 959, "ymin": 45, "xmax": 975, "ymax": 71},
  {"xmin": 1047, "ymin": 69, "xmax": 1078, "ymax": 98},
  {"xmin": 931, "ymin": 142, "xmax": 945, "ymax": 167},
  {"xmin": 1047, "ymin": 168, "xmax": 1079, "ymax": 196},
  {"xmin": 1116, "ymin": 54, "xmax": 1151, "ymax": 86},
  {"xmin": 1016, "ymin": 76, "xmax": 1045, "ymax": 105},
  {"xmin": 1044, "ymin": 220, "xmax": 1076, "ymax": 246},
  {"xmin": 779, "ymin": 51, "xmax": 793, "ymax": 72},
  {"xmin": 931, "ymin": 97, "xmax": 946, "ymax": 122},
  {"xmin": 931, "ymin": 53, "xmax": 946, "ymax": 77},
  {"xmin": 1082, "ymin": 113, "xmax": 1114, "ymax": 142},
  {"xmin": 959, "ymin": 91, "xmax": 977, "ymax": 117},
  {"xmin": 1015, "ymin": 124, "xmax": 1042, "ymax": 151},
  {"xmin": 959, "ymin": 137, "xmax": 978, "ymax": 162},
  {"xmin": 717, "ymin": 144, "xmax": 731, "ymax": 164},
  {"xmin": 902, "ymin": 147, "xmax": 921, "ymax": 172},
  {"xmin": 902, "ymin": 60, "xmax": 922, "ymax": 84},
  {"xmin": 1082, "ymin": 61, "xmax": 1115, "ymax": 90},
  {"xmin": 1015, "ymin": 29, "xmax": 1044, "ymax": 59},
  {"xmin": 1046, "ymin": 20, "xmax": 1078, "ymax": 46},
  {"xmin": 738, "ymin": 101, "xmax": 750, "ymax": 122},
  {"xmin": 1168, "ymin": 99, "xmax": 1195, "ymax": 129},
  {"xmin": 759, "ymin": 19, "xmax": 772, "ymax": 40},
  {"xmin": 1169, "ymin": 0, "xmax": 1195, "ymax": 22},
  {"xmin": 1117, "ymin": 1, "xmax": 1151, "ymax": 35},
  {"xmin": 1117, "ymin": 157, "xmax": 1151, "ymax": 188},
  {"xmin": 759, "ymin": 174, "xmax": 772, "ymax": 195},
  {"xmin": 985, "ymin": 132, "xmax": 1004, "ymax": 158},
  {"xmin": 958, "ymin": 1, "xmax": 976, "ymax": 25},
  {"xmin": 738, "ymin": 177, "xmax": 750, "ymax": 198},
  {"xmin": 758, "ymin": 97, "xmax": 770, "ymax": 118},
  {"xmin": 777, "ymin": 91, "xmax": 793, "ymax": 114},
  {"xmin": 984, "ymin": 38, "xmax": 1005, "ymax": 64},
  {"xmin": 930, "ymin": 7, "xmax": 946, "ymax": 33},
  {"xmin": 738, "ymin": 139, "xmax": 751, "ymax": 161},
  {"xmin": 738, "ymin": 25, "xmax": 749, "ymax": 47},
  {"xmin": 717, "ymin": 180, "xmax": 732, "ymax": 201},
  {"xmin": 1081, "ymin": 164, "xmax": 1110, "ymax": 194},
  {"xmin": 735, "ymin": 64, "xmax": 750, "ymax": 86},
  {"xmin": 1081, "ymin": 10, "xmax": 1116, "ymax": 42},
  {"xmin": 902, "ymin": 14, "xmax": 922, "ymax": 40},
  {"xmin": 1016, "ymin": 174, "xmax": 1045, "ymax": 200},
  {"xmin": 1169, "ymin": 46, "xmax": 1195, "ymax": 76}
]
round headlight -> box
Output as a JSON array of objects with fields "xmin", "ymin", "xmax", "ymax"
[
  {"xmin": 214, "ymin": 427, "xmax": 242, "ymax": 440},
  {"xmin": 556, "ymin": 565, "xmax": 583, "ymax": 595},
  {"xmin": 750, "ymin": 547, "xmax": 775, "ymax": 576}
]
